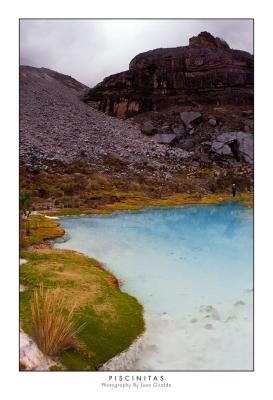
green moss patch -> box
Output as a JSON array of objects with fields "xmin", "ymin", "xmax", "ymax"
[{"xmin": 20, "ymin": 248, "xmax": 144, "ymax": 370}]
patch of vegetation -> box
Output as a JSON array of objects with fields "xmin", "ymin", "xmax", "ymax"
[
  {"xmin": 20, "ymin": 191, "xmax": 32, "ymax": 217},
  {"xmin": 20, "ymin": 163, "xmax": 253, "ymax": 213},
  {"xmin": 103, "ymin": 154, "xmax": 127, "ymax": 171},
  {"xmin": 20, "ymin": 215, "xmax": 64, "ymax": 248},
  {"xmin": 30, "ymin": 284, "xmax": 86, "ymax": 357},
  {"xmin": 20, "ymin": 248, "xmax": 144, "ymax": 370},
  {"xmin": 47, "ymin": 192, "xmax": 253, "ymax": 216},
  {"xmin": 49, "ymin": 364, "xmax": 64, "ymax": 371}
]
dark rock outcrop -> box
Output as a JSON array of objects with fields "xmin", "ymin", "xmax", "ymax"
[
  {"xmin": 86, "ymin": 31, "xmax": 254, "ymax": 119},
  {"xmin": 189, "ymin": 31, "xmax": 230, "ymax": 49},
  {"xmin": 210, "ymin": 131, "xmax": 254, "ymax": 164}
]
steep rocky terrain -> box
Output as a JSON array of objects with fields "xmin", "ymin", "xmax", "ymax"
[
  {"xmin": 83, "ymin": 32, "xmax": 254, "ymax": 170},
  {"xmin": 86, "ymin": 31, "xmax": 253, "ymax": 119},
  {"xmin": 20, "ymin": 65, "xmax": 190, "ymax": 172},
  {"xmin": 19, "ymin": 33, "xmax": 254, "ymax": 207}
]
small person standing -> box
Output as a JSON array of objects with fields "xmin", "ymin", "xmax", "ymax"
[{"xmin": 232, "ymin": 183, "xmax": 237, "ymax": 197}]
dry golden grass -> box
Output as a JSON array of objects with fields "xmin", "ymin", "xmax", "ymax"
[
  {"xmin": 86, "ymin": 173, "xmax": 111, "ymax": 191},
  {"xmin": 30, "ymin": 284, "xmax": 85, "ymax": 357},
  {"xmin": 58, "ymin": 287, "xmax": 101, "ymax": 309}
]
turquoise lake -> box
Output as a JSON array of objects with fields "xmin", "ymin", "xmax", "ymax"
[{"xmin": 55, "ymin": 202, "xmax": 253, "ymax": 370}]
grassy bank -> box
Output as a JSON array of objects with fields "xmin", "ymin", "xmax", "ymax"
[
  {"xmin": 46, "ymin": 192, "xmax": 253, "ymax": 217},
  {"xmin": 20, "ymin": 163, "xmax": 253, "ymax": 213},
  {"xmin": 20, "ymin": 216, "xmax": 145, "ymax": 371},
  {"xmin": 20, "ymin": 215, "xmax": 65, "ymax": 248}
]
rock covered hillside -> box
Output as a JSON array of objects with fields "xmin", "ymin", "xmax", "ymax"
[
  {"xmin": 19, "ymin": 66, "xmax": 190, "ymax": 172},
  {"xmin": 20, "ymin": 32, "xmax": 253, "ymax": 183}
]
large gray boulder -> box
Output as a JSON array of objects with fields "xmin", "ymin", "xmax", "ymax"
[
  {"xmin": 211, "ymin": 141, "xmax": 233, "ymax": 156},
  {"xmin": 180, "ymin": 111, "xmax": 202, "ymax": 128},
  {"xmin": 179, "ymin": 138, "xmax": 196, "ymax": 151},
  {"xmin": 153, "ymin": 133, "xmax": 177, "ymax": 145},
  {"xmin": 211, "ymin": 131, "xmax": 253, "ymax": 163},
  {"xmin": 141, "ymin": 121, "xmax": 157, "ymax": 136},
  {"xmin": 235, "ymin": 132, "xmax": 254, "ymax": 163}
]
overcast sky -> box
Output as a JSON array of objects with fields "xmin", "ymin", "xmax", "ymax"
[{"xmin": 20, "ymin": 19, "xmax": 253, "ymax": 88}]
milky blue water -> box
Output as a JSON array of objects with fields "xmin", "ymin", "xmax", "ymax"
[{"xmin": 55, "ymin": 202, "xmax": 253, "ymax": 370}]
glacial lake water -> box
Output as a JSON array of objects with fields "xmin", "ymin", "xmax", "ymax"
[{"xmin": 55, "ymin": 202, "xmax": 253, "ymax": 371}]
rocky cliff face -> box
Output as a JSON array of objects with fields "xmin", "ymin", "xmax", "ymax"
[{"xmin": 86, "ymin": 32, "xmax": 253, "ymax": 119}]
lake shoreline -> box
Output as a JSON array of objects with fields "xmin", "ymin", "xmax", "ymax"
[
  {"xmin": 19, "ymin": 215, "xmax": 145, "ymax": 371},
  {"xmin": 43, "ymin": 192, "xmax": 253, "ymax": 217},
  {"xmin": 20, "ymin": 193, "xmax": 253, "ymax": 370},
  {"xmin": 57, "ymin": 199, "xmax": 253, "ymax": 370}
]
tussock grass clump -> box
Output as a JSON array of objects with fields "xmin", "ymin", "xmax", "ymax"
[
  {"xmin": 86, "ymin": 173, "xmax": 111, "ymax": 191},
  {"xmin": 30, "ymin": 284, "xmax": 84, "ymax": 357}
]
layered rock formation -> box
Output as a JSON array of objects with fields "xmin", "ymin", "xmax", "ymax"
[{"xmin": 86, "ymin": 32, "xmax": 253, "ymax": 119}]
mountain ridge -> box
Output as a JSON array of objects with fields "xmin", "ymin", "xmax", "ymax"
[{"xmin": 86, "ymin": 31, "xmax": 253, "ymax": 119}]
